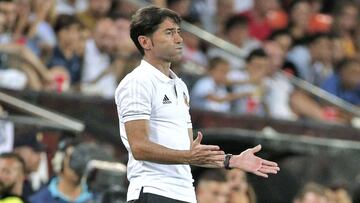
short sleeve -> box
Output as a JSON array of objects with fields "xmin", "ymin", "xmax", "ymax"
[{"xmin": 116, "ymin": 78, "xmax": 152, "ymax": 123}]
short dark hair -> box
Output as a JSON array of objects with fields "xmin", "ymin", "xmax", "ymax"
[
  {"xmin": 0, "ymin": 152, "xmax": 26, "ymax": 174},
  {"xmin": 130, "ymin": 6, "xmax": 181, "ymax": 55},
  {"xmin": 225, "ymin": 15, "xmax": 248, "ymax": 33},
  {"xmin": 197, "ymin": 169, "xmax": 227, "ymax": 183},
  {"xmin": 335, "ymin": 58, "xmax": 360, "ymax": 73},
  {"xmin": 208, "ymin": 57, "xmax": 229, "ymax": 71},
  {"xmin": 54, "ymin": 14, "xmax": 82, "ymax": 33},
  {"xmin": 246, "ymin": 48, "xmax": 267, "ymax": 63}
]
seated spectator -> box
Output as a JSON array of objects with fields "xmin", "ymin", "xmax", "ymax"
[
  {"xmin": 47, "ymin": 14, "xmax": 83, "ymax": 86},
  {"xmin": 229, "ymin": 48, "xmax": 269, "ymax": 116},
  {"xmin": 80, "ymin": 18, "xmax": 118, "ymax": 98},
  {"xmin": 181, "ymin": 16, "xmax": 208, "ymax": 68},
  {"xmin": 195, "ymin": 169, "xmax": 229, "ymax": 203},
  {"xmin": 29, "ymin": 142, "xmax": 110, "ymax": 203},
  {"xmin": 191, "ymin": 57, "xmax": 250, "ymax": 112},
  {"xmin": 287, "ymin": 33, "xmax": 334, "ymax": 86},
  {"xmin": 0, "ymin": 152, "xmax": 28, "ymax": 203},
  {"xmin": 76, "ymin": 0, "xmax": 111, "ymax": 30},
  {"xmin": 332, "ymin": 1, "xmax": 358, "ymax": 58},
  {"xmin": 293, "ymin": 182, "xmax": 329, "ymax": 203},
  {"xmin": 321, "ymin": 58, "xmax": 360, "ymax": 106},
  {"xmin": 13, "ymin": 132, "xmax": 46, "ymax": 200},
  {"xmin": 226, "ymin": 169, "xmax": 256, "ymax": 203},
  {"xmin": 207, "ymin": 15, "xmax": 260, "ymax": 70}
]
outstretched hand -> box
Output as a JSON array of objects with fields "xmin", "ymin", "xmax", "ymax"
[{"xmin": 230, "ymin": 145, "xmax": 280, "ymax": 178}]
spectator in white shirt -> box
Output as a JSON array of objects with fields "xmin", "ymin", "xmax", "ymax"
[{"xmin": 191, "ymin": 57, "xmax": 250, "ymax": 112}]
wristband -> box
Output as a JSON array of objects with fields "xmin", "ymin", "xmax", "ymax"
[{"xmin": 224, "ymin": 154, "xmax": 233, "ymax": 170}]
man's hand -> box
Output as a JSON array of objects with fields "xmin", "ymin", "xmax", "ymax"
[
  {"xmin": 230, "ymin": 145, "xmax": 280, "ymax": 178},
  {"xmin": 188, "ymin": 132, "xmax": 225, "ymax": 168}
]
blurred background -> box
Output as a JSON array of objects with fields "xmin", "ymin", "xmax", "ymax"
[{"xmin": 0, "ymin": 0, "xmax": 359, "ymax": 203}]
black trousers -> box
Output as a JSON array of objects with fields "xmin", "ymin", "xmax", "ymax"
[{"xmin": 128, "ymin": 188, "xmax": 189, "ymax": 203}]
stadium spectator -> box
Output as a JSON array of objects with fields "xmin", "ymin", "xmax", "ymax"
[
  {"xmin": 76, "ymin": 0, "xmax": 111, "ymax": 30},
  {"xmin": 0, "ymin": 153, "xmax": 28, "ymax": 203},
  {"xmin": 181, "ymin": 16, "xmax": 208, "ymax": 68},
  {"xmin": 29, "ymin": 142, "xmax": 97, "ymax": 203},
  {"xmin": 191, "ymin": 57, "xmax": 250, "ymax": 112},
  {"xmin": 13, "ymin": 132, "xmax": 46, "ymax": 200},
  {"xmin": 80, "ymin": 18, "xmax": 118, "ymax": 98},
  {"xmin": 287, "ymin": 33, "xmax": 334, "ymax": 86},
  {"xmin": 47, "ymin": 14, "xmax": 83, "ymax": 86},
  {"xmin": 208, "ymin": 15, "xmax": 260, "ymax": 70},
  {"xmin": 229, "ymin": 48, "xmax": 269, "ymax": 116},
  {"xmin": 332, "ymin": 1, "xmax": 358, "ymax": 58},
  {"xmin": 226, "ymin": 169, "xmax": 257, "ymax": 203},
  {"xmin": 321, "ymin": 58, "xmax": 360, "ymax": 106},
  {"xmin": 293, "ymin": 182, "xmax": 329, "ymax": 203},
  {"xmin": 195, "ymin": 169, "xmax": 229, "ymax": 203}
]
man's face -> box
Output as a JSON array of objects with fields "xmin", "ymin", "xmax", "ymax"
[
  {"xmin": 197, "ymin": 181, "xmax": 229, "ymax": 203},
  {"xmin": 299, "ymin": 192, "xmax": 328, "ymax": 203},
  {"xmin": 341, "ymin": 62, "xmax": 360, "ymax": 89},
  {"xmin": 0, "ymin": 158, "xmax": 24, "ymax": 194},
  {"xmin": 89, "ymin": 0, "xmax": 111, "ymax": 17},
  {"xmin": 94, "ymin": 19, "xmax": 118, "ymax": 54},
  {"xmin": 146, "ymin": 18, "xmax": 183, "ymax": 62},
  {"xmin": 14, "ymin": 147, "xmax": 41, "ymax": 173},
  {"xmin": 0, "ymin": 2, "xmax": 17, "ymax": 31}
]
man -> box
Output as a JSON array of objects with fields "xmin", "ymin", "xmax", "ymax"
[
  {"xmin": 195, "ymin": 169, "xmax": 229, "ymax": 203},
  {"xmin": 293, "ymin": 183, "xmax": 329, "ymax": 203},
  {"xmin": 29, "ymin": 143, "xmax": 105, "ymax": 203},
  {"xmin": 115, "ymin": 6, "xmax": 280, "ymax": 203},
  {"xmin": 0, "ymin": 152, "xmax": 28, "ymax": 203},
  {"xmin": 13, "ymin": 132, "xmax": 45, "ymax": 200}
]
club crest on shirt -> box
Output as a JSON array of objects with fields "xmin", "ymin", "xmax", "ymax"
[{"xmin": 183, "ymin": 92, "xmax": 189, "ymax": 107}]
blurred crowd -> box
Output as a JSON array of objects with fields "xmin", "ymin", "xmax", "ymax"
[
  {"xmin": 0, "ymin": 0, "xmax": 358, "ymax": 125},
  {"xmin": 0, "ymin": 0, "xmax": 359, "ymax": 202}
]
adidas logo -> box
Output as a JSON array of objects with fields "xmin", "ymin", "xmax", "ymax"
[{"xmin": 163, "ymin": 95, "xmax": 172, "ymax": 104}]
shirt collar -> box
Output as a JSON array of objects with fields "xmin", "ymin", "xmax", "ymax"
[
  {"xmin": 141, "ymin": 59, "xmax": 179, "ymax": 83},
  {"xmin": 48, "ymin": 177, "xmax": 93, "ymax": 203}
]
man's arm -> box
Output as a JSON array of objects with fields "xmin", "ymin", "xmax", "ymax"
[
  {"xmin": 188, "ymin": 129, "xmax": 280, "ymax": 177},
  {"xmin": 125, "ymin": 120, "xmax": 225, "ymax": 166}
]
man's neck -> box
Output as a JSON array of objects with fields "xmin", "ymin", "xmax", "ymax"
[{"xmin": 143, "ymin": 56, "xmax": 171, "ymax": 77}]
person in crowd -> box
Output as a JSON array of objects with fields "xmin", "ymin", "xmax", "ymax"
[
  {"xmin": 321, "ymin": 58, "xmax": 360, "ymax": 106},
  {"xmin": 293, "ymin": 182, "xmax": 329, "ymax": 203},
  {"xmin": 13, "ymin": 132, "xmax": 46, "ymax": 200},
  {"xmin": 0, "ymin": 152, "xmax": 28, "ymax": 203},
  {"xmin": 226, "ymin": 169, "xmax": 256, "ymax": 203},
  {"xmin": 47, "ymin": 14, "xmax": 83, "ymax": 86},
  {"xmin": 29, "ymin": 142, "xmax": 111, "ymax": 203},
  {"xmin": 287, "ymin": 33, "xmax": 334, "ymax": 86},
  {"xmin": 208, "ymin": 14, "xmax": 260, "ymax": 70},
  {"xmin": 229, "ymin": 48, "xmax": 269, "ymax": 116},
  {"xmin": 80, "ymin": 18, "xmax": 118, "ymax": 98},
  {"xmin": 191, "ymin": 57, "xmax": 250, "ymax": 112},
  {"xmin": 331, "ymin": 1, "xmax": 358, "ymax": 58},
  {"xmin": 76, "ymin": 0, "xmax": 111, "ymax": 30},
  {"xmin": 195, "ymin": 169, "xmax": 229, "ymax": 203}
]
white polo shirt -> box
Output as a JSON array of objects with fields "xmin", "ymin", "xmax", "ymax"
[{"xmin": 115, "ymin": 60, "xmax": 196, "ymax": 202}]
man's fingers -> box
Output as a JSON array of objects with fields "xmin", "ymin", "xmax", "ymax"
[
  {"xmin": 258, "ymin": 166, "xmax": 279, "ymax": 174},
  {"xmin": 250, "ymin": 144, "xmax": 262, "ymax": 153},
  {"xmin": 262, "ymin": 159, "xmax": 279, "ymax": 167},
  {"xmin": 194, "ymin": 131, "xmax": 203, "ymax": 145},
  {"xmin": 253, "ymin": 171, "xmax": 268, "ymax": 178},
  {"xmin": 201, "ymin": 145, "xmax": 222, "ymax": 151}
]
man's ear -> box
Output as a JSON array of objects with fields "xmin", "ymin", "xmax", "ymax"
[{"xmin": 138, "ymin": 36, "xmax": 152, "ymax": 51}]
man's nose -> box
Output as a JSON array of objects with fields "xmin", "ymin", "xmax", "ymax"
[{"xmin": 174, "ymin": 33, "xmax": 183, "ymax": 44}]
